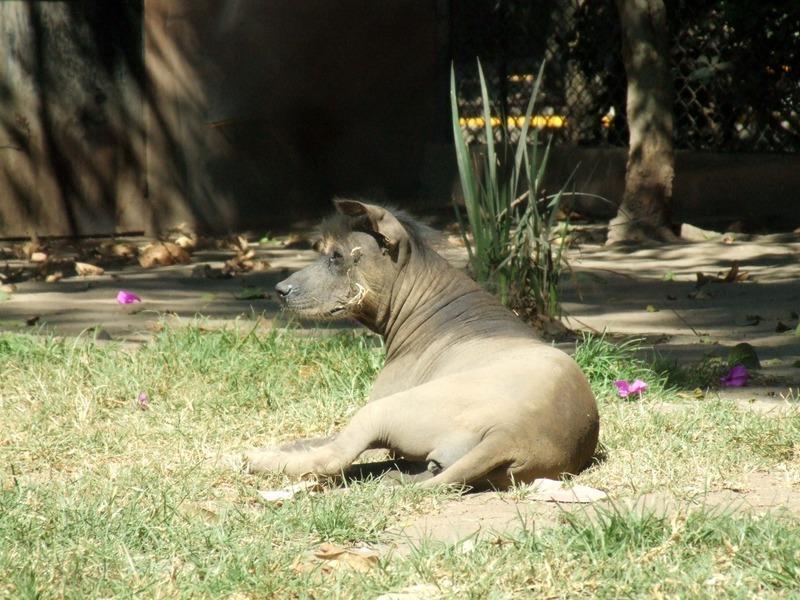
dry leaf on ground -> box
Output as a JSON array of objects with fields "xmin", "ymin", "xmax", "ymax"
[
  {"xmin": 257, "ymin": 480, "xmax": 322, "ymax": 505},
  {"xmin": 223, "ymin": 256, "xmax": 270, "ymax": 275},
  {"xmin": 293, "ymin": 543, "xmax": 380, "ymax": 574},
  {"xmin": 138, "ymin": 242, "xmax": 191, "ymax": 268},
  {"xmin": 528, "ymin": 478, "xmax": 607, "ymax": 503},
  {"xmin": 74, "ymin": 262, "xmax": 105, "ymax": 276},
  {"xmin": 190, "ymin": 264, "xmax": 230, "ymax": 279},
  {"xmin": 696, "ymin": 262, "xmax": 750, "ymax": 286},
  {"xmin": 173, "ymin": 234, "xmax": 197, "ymax": 249},
  {"xmin": 108, "ymin": 243, "xmax": 138, "ymax": 258}
]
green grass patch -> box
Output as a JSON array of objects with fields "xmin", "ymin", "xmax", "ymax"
[{"xmin": 1, "ymin": 324, "xmax": 799, "ymax": 597}]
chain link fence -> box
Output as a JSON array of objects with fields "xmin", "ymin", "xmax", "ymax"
[{"xmin": 451, "ymin": 0, "xmax": 799, "ymax": 153}]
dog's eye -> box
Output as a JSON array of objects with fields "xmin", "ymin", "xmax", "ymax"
[{"xmin": 330, "ymin": 250, "xmax": 343, "ymax": 262}]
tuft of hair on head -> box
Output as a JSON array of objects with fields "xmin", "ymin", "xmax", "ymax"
[{"xmin": 316, "ymin": 199, "xmax": 443, "ymax": 252}]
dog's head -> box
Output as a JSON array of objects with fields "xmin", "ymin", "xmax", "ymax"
[{"xmin": 275, "ymin": 200, "xmax": 417, "ymax": 321}]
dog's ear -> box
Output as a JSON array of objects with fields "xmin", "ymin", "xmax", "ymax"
[{"xmin": 333, "ymin": 199, "xmax": 407, "ymax": 259}]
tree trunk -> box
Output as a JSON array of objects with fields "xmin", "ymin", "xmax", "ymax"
[{"xmin": 607, "ymin": 0, "xmax": 678, "ymax": 244}]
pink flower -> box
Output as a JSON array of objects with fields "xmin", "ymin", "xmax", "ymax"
[
  {"xmin": 720, "ymin": 364, "xmax": 748, "ymax": 387},
  {"xmin": 137, "ymin": 392, "xmax": 150, "ymax": 410},
  {"xmin": 116, "ymin": 290, "xmax": 141, "ymax": 304},
  {"xmin": 614, "ymin": 379, "xmax": 648, "ymax": 398}
]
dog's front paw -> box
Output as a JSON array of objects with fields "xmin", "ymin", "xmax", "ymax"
[{"xmin": 244, "ymin": 448, "xmax": 289, "ymax": 474}]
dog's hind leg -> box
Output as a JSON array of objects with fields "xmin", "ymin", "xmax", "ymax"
[{"xmin": 420, "ymin": 436, "xmax": 513, "ymax": 489}]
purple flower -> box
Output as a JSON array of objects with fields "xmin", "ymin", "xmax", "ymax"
[
  {"xmin": 720, "ymin": 364, "xmax": 748, "ymax": 387},
  {"xmin": 614, "ymin": 379, "xmax": 648, "ymax": 398},
  {"xmin": 117, "ymin": 290, "xmax": 141, "ymax": 304},
  {"xmin": 137, "ymin": 392, "xmax": 150, "ymax": 410}
]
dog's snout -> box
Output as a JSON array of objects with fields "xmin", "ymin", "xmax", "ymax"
[{"xmin": 275, "ymin": 280, "xmax": 294, "ymax": 298}]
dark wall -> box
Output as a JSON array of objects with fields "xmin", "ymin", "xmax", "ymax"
[
  {"xmin": 182, "ymin": 0, "xmax": 451, "ymax": 224},
  {"xmin": 0, "ymin": 0, "xmax": 452, "ymax": 236}
]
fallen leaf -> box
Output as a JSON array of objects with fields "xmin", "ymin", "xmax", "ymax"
[
  {"xmin": 110, "ymin": 243, "xmax": 137, "ymax": 258},
  {"xmin": 45, "ymin": 272, "xmax": 63, "ymax": 283},
  {"xmin": 529, "ymin": 478, "xmax": 607, "ymax": 503},
  {"xmin": 721, "ymin": 262, "xmax": 749, "ymax": 283},
  {"xmin": 138, "ymin": 242, "xmax": 191, "ymax": 268},
  {"xmin": 223, "ymin": 256, "xmax": 270, "ymax": 276},
  {"xmin": 30, "ymin": 251, "xmax": 48, "ymax": 263},
  {"xmin": 21, "ymin": 239, "xmax": 42, "ymax": 259},
  {"xmin": 75, "ymin": 262, "xmax": 105, "ymax": 276},
  {"xmin": 677, "ymin": 388, "xmax": 705, "ymax": 400},
  {"xmin": 459, "ymin": 538, "xmax": 477, "ymax": 554},
  {"xmin": 300, "ymin": 543, "xmax": 380, "ymax": 573},
  {"xmin": 257, "ymin": 480, "xmax": 322, "ymax": 505},
  {"xmin": 695, "ymin": 262, "xmax": 749, "ymax": 286},
  {"xmin": 722, "ymin": 263, "xmax": 740, "ymax": 282},
  {"xmin": 228, "ymin": 235, "xmax": 250, "ymax": 254},
  {"xmin": 173, "ymin": 234, "xmax": 197, "ymax": 249},
  {"xmin": 646, "ymin": 304, "xmax": 659, "ymax": 313}
]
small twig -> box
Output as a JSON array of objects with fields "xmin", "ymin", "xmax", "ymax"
[
  {"xmin": 671, "ymin": 308, "xmax": 702, "ymax": 337},
  {"xmin": 559, "ymin": 311, "xmax": 601, "ymax": 334}
]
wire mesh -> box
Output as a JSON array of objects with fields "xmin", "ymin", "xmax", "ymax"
[{"xmin": 450, "ymin": 0, "xmax": 799, "ymax": 153}]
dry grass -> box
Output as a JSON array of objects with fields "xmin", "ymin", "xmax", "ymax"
[{"xmin": 1, "ymin": 324, "xmax": 799, "ymax": 597}]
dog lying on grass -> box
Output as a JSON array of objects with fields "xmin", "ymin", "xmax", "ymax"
[{"xmin": 245, "ymin": 200, "xmax": 598, "ymax": 489}]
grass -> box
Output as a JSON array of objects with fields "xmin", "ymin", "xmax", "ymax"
[
  {"xmin": 2, "ymin": 324, "xmax": 800, "ymax": 597},
  {"xmin": 450, "ymin": 60, "xmax": 571, "ymax": 321}
]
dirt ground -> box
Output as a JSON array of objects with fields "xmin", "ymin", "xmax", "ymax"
[
  {"xmin": 2, "ymin": 228, "xmax": 800, "ymax": 544},
  {"xmin": 2, "ymin": 230, "xmax": 798, "ymax": 387}
]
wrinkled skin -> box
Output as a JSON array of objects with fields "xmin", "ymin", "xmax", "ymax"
[{"xmin": 245, "ymin": 199, "xmax": 599, "ymax": 489}]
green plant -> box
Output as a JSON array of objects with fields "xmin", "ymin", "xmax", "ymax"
[
  {"xmin": 450, "ymin": 60, "xmax": 572, "ymax": 321},
  {"xmin": 573, "ymin": 332, "xmax": 669, "ymax": 398}
]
